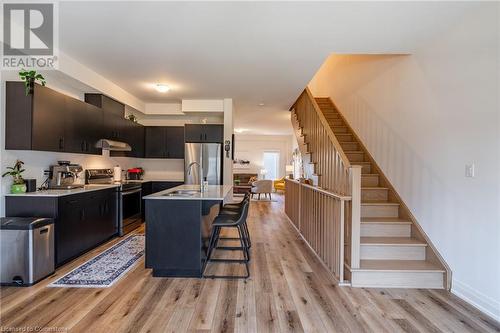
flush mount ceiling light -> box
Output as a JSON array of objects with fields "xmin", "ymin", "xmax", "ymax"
[
  {"xmin": 155, "ymin": 84, "xmax": 170, "ymax": 93},
  {"xmin": 258, "ymin": 103, "xmax": 265, "ymax": 107},
  {"xmin": 234, "ymin": 128, "xmax": 248, "ymax": 133}
]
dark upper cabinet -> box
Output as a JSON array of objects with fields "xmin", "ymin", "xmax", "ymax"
[
  {"xmin": 111, "ymin": 120, "xmax": 145, "ymax": 158},
  {"xmin": 165, "ymin": 126, "xmax": 185, "ymax": 158},
  {"xmin": 85, "ymin": 93, "xmax": 126, "ymax": 141},
  {"xmin": 145, "ymin": 127, "xmax": 166, "ymax": 158},
  {"xmin": 65, "ymin": 97, "xmax": 103, "ymax": 154},
  {"xmin": 144, "ymin": 126, "xmax": 184, "ymax": 159},
  {"xmin": 31, "ymin": 84, "xmax": 66, "ymax": 152},
  {"xmin": 5, "ymin": 82, "xmax": 102, "ymax": 155},
  {"xmin": 184, "ymin": 124, "xmax": 223, "ymax": 143},
  {"xmin": 84, "ymin": 93, "xmax": 124, "ymax": 117}
]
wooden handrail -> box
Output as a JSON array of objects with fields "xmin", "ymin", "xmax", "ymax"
[
  {"xmin": 290, "ymin": 88, "xmax": 352, "ymax": 195},
  {"xmin": 304, "ymin": 87, "xmax": 351, "ymax": 167},
  {"xmin": 286, "ymin": 179, "xmax": 351, "ymax": 201}
]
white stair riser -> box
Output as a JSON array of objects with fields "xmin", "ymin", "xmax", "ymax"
[
  {"xmin": 351, "ymin": 270, "xmax": 444, "ymax": 289},
  {"xmin": 362, "ymin": 189, "xmax": 388, "ymax": 201},
  {"xmin": 346, "ymin": 152, "xmax": 365, "ymax": 162},
  {"xmin": 361, "ymin": 244, "xmax": 426, "ymax": 260},
  {"xmin": 362, "ymin": 175, "xmax": 379, "ymax": 187},
  {"xmin": 361, "ymin": 223, "xmax": 411, "ymax": 237},
  {"xmin": 361, "ymin": 204, "xmax": 399, "ymax": 218}
]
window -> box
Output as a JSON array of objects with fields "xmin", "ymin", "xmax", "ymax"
[{"xmin": 262, "ymin": 151, "xmax": 280, "ymax": 180}]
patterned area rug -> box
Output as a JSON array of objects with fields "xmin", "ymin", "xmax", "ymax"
[{"xmin": 49, "ymin": 235, "xmax": 144, "ymax": 288}]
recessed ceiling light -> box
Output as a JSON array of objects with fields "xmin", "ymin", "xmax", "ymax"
[
  {"xmin": 258, "ymin": 103, "xmax": 265, "ymax": 107},
  {"xmin": 155, "ymin": 84, "xmax": 170, "ymax": 93}
]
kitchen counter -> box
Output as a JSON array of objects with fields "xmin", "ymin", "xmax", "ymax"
[
  {"xmin": 143, "ymin": 185, "xmax": 232, "ymax": 201},
  {"xmin": 3, "ymin": 184, "xmax": 119, "ymax": 197}
]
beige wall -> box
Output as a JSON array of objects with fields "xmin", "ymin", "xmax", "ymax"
[{"xmin": 309, "ymin": 3, "xmax": 499, "ymax": 320}]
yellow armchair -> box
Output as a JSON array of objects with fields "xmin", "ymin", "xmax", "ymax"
[{"xmin": 273, "ymin": 177, "xmax": 286, "ymax": 192}]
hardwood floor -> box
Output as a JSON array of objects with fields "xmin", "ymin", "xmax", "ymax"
[{"xmin": 1, "ymin": 194, "xmax": 498, "ymax": 332}]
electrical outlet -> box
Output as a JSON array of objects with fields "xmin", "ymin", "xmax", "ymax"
[{"xmin": 465, "ymin": 163, "xmax": 475, "ymax": 178}]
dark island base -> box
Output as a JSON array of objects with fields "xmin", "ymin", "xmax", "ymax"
[{"xmin": 145, "ymin": 199, "xmax": 220, "ymax": 278}]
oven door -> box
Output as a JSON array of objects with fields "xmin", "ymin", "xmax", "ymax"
[{"xmin": 120, "ymin": 188, "xmax": 142, "ymax": 236}]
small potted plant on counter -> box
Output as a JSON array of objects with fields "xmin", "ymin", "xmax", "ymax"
[{"xmin": 2, "ymin": 160, "xmax": 27, "ymax": 194}]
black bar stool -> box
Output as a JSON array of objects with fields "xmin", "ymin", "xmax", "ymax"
[
  {"xmin": 218, "ymin": 193, "xmax": 251, "ymax": 249},
  {"xmin": 203, "ymin": 201, "xmax": 250, "ymax": 279}
]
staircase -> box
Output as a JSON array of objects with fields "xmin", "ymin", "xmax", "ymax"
[{"xmin": 314, "ymin": 97, "xmax": 449, "ymax": 289}]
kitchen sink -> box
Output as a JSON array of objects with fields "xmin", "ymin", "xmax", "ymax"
[{"xmin": 163, "ymin": 189, "xmax": 200, "ymax": 197}]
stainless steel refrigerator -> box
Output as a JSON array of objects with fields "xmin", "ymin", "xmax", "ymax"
[{"xmin": 185, "ymin": 143, "xmax": 222, "ymax": 185}]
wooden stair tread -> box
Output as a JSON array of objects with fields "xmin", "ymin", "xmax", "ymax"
[
  {"xmin": 362, "ymin": 201, "xmax": 399, "ymax": 205},
  {"xmin": 362, "ymin": 187, "xmax": 388, "ymax": 190},
  {"xmin": 361, "ymin": 217, "xmax": 411, "ymax": 224},
  {"xmin": 357, "ymin": 260, "xmax": 445, "ymax": 272},
  {"xmin": 362, "ymin": 173, "xmax": 379, "ymax": 176},
  {"xmin": 360, "ymin": 237, "xmax": 427, "ymax": 246}
]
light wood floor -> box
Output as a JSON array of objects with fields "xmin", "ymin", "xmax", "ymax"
[{"xmin": 1, "ymin": 194, "xmax": 498, "ymax": 332}]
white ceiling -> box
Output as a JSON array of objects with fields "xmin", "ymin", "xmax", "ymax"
[{"xmin": 58, "ymin": 1, "xmax": 475, "ymax": 135}]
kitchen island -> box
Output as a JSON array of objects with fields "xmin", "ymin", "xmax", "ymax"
[{"xmin": 143, "ymin": 184, "xmax": 232, "ymax": 277}]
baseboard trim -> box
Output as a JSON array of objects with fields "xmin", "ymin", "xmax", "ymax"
[{"xmin": 451, "ymin": 279, "xmax": 500, "ymax": 322}]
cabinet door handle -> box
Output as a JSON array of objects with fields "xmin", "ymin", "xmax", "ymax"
[
  {"xmin": 205, "ymin": 133, "xmax": 207, "ymax": 140},
  {"xmin": 85, "ymin": 141, "xmax": 89, "ymax": 151},
  {"xmin": 81, "ymin": 141, "xmax": 85, "ymax": 151},
  {"xmin": 59, "ymin": 137, "xmax": 64, "ymax": 150},
  {"xmin": 80, "ymin": 209, "xmax": 85, "ymax": 221}
]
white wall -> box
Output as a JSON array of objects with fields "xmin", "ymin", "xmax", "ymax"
[
  {"xmin": 309, "ymin": 3, "xmax": 500, "ymax": 320},
  {"xmin": 234, "ymin": 134, "xmax": 293, "ymax": 179}
]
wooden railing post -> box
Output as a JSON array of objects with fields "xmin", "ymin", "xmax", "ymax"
[{"xmin": 350, "ymin": 165, "xmax": 362, "ymax": 269}]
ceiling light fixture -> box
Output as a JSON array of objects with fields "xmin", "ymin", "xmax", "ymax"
[
  {"xmin": 234, "ymin": 128, "xmax": 248, "ymax": 133},
  {"xmin": 258, "ymin": 103, "xmax": 265, "ymax": 107},
  {"xmin": 155, "ymin": 84, "xmax": 170, "ymax": 93}
]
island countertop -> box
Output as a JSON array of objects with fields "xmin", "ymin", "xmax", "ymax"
[{"xmin": 143, "ymin": 184, "xmax": 233, "ymax": 201}]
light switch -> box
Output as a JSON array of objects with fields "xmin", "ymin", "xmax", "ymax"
[{"xmin": 465, "ymin": 163, "xmax": 475, "ymax": 178}]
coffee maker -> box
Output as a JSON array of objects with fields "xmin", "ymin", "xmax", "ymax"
[{"xmin": 48, "ymin": 161, "xmax": 84, "ymax": 189}]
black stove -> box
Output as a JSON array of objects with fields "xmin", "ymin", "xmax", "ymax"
[
  {"xmin": 86, "ymin": 169, "xmax": 143, "ymax": 236},
  {"xmin": 85, "ymin": 169, "xmax": 141, "ymax": 191}
]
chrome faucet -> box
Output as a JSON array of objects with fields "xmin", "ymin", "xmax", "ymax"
[{"xmin": 186, "ymin": 161, "xmax": 200, "ymax": 175}]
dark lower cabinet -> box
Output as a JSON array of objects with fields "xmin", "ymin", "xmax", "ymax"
[
  {"xmin": 184, "ymin": 124, "xmax": 223, "ymax": 143},
  {"xmin": 5, "ymin": 188, "xmax": 118, "ymax": 267}
]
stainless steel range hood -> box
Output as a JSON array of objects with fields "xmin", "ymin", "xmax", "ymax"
[{"xmin": 95, "ymin": 139, "xmax": 132, "ymax": 151}]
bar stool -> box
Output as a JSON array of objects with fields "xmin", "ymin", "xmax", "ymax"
[
  {"xmin": 203, "ymin": 201, "xmax": 250, "ymax": 279},
  {"xmin": 218, "ymin": 193, "xmax": 251, "ymax": 249}
]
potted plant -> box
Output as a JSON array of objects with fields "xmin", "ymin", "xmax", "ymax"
[
  {"xmin": 18, "ymin": 69, "xmax": 46, "ymax": 95},
  {"xmin": 2, "ymin": 160, "xmax": 27, "ymax": 194}
]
